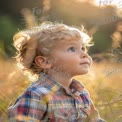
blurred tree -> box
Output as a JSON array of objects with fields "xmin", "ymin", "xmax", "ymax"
[
  {"xmin": 0, "ymin": 15, "xmax": 19, "ymax": 57},
  {"xmin": 0, "ymin": 0, "xmax": 122, "ymax": 57}
]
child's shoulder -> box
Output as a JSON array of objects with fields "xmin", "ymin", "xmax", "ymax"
[
  {"xmin": 17, "ymin": 80, "xmax": 51, "ymax": 100},
  {"xmin": 28, "ymin": 80, "xmax": 51, "ymax": 94}
]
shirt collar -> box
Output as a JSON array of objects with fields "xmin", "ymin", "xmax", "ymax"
[
  {"xmin": 38, "ymin": 73, "xmax": 85, "ymax": 97},
  {"xmin": 69, "ymin": 79, "xmax": 85, "ymax": 97},
  {"xmin": 38, "ymin": 73, "xmax": 62, "ymax": 93},
  {"xmin": 70, "ymin": 79, "xmax": 84, "ymax": 92}
]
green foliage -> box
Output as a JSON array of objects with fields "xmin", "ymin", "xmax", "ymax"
[
  {"xmin": 0, "ymin": 15, "xmax": 21, "ymax": 57},
  {"xmin": 90, "ymin": 31, "xmax": 112, "ymax": 54}
]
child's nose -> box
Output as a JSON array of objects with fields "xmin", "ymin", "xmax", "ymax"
[{"xmin": 80, "ymin": 51, "xmax": 89, "ymax": 58}]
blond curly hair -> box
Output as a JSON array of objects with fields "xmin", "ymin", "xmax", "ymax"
[{"xmin": 13, "ymin": 22, "xmax": 93, "ymax": 78}]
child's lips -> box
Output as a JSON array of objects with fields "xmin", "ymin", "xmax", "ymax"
[{"xmin": 80, "ymin": 61, "xmax": 90, "ymax": 65}]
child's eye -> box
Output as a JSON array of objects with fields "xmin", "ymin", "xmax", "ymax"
[{"xmin": 68, "ymin": 47, "xmax": 76, "ymax": 52}]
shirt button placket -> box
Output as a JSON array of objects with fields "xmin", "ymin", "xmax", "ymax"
[{"xmin": 74, "ymin": 98, "xmax": 80, "ymax": 120}]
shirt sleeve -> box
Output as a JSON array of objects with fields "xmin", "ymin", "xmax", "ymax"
[{"xmin": 8, "ymin": 90, "xmax": 47, "ymax": 122}]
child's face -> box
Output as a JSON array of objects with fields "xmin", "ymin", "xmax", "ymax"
[{"xmin": 49, "ymin": 37, "xmax": 92, "ymax": 77}]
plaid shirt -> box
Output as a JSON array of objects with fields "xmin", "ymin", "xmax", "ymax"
[{"xmin": 8, "ymin": 74, "xmax": 106, "ymax": 122}]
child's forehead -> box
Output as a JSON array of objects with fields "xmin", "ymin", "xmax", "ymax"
[{"xmin": 55, "ymin": 38, "xmax": 85, "ymax": 47}]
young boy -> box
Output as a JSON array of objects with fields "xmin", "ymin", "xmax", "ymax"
[{"xmin": 8, "ymin": 22, "xmax": 106, "ymax": 122}]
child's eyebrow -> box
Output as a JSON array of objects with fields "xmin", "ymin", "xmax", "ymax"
[{"xmin": 66, "ymin": 42, "xmax": 85, "ymax": 47}]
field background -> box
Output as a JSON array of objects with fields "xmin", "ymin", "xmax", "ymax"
[{"xmin": 0, "ymin": 0, "xmax": 122, "ymax": 122}]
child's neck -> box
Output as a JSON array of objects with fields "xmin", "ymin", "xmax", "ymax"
[{"xmin": 48, "ymin": 70, "xmax": 72, "ymax": 90}]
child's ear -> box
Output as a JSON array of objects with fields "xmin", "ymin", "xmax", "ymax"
[{"xmin": 35, "ymin": 56, "xmax": 52, "ymax": 69}]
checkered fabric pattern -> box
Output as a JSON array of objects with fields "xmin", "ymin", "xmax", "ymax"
[{"xmin": 8, "ymin": 74, "xmax": 106, "ymax": 122}]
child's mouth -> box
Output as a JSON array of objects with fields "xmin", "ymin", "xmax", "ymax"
[{"xmin": 80, "ymin": 61, "xmax": 90, "ymax": 65}]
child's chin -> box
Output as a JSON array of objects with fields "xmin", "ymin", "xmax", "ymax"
[
  {"xmin": 74, "ymin": 72, "xmax": 88, "ymax": 76},
  {"xmin": 79, "ymin": 70, "xmax": 89, "ymax": 75}
]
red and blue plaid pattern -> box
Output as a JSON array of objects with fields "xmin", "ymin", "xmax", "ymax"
[{"xmin": 8, "ymin": 74, "xmax": 106, "ymax": 122}]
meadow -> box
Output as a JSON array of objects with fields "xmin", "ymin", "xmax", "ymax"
[
  {"xmin": 0, "ymin": 58, "xmax": 122, "ymax": 122},
  {"xmin": 0, "ymin": 0, "xmax": 122, "ymax": 121}
]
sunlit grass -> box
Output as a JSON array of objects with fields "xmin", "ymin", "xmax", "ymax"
[
  {"xmin": 0, "ymin": 58, "xmax": 30, "ymax": 122},
  {"xmin": 0, "ymin": 58, "xmax": 122, "ymax": 122},
  {"xmin": 76, "ymin": 62, "xmax": 122, "ymax": 122}
]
